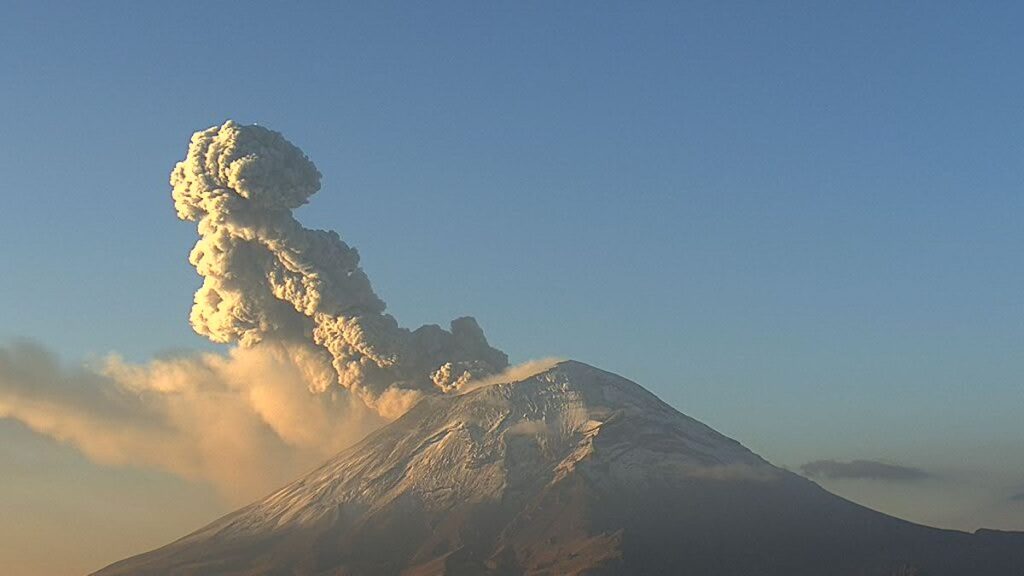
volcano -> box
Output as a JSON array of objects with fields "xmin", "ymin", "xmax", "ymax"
[{"xmin": 93, "ymin": 361, "xmax": 1024, "ymax": 575}]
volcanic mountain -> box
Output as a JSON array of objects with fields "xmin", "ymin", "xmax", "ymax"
[{"xmin": 93, "ymin": 361, "xmax": 1024, "ymax": 575}]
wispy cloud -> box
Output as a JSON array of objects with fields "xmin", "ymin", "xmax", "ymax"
[
  {"xmin": 800, "ymin": 459, "xmax": 930, "ymax": 481},
  {"xmin": 458, "ymin": 357, "xmax": 565, "ymax": 392}
]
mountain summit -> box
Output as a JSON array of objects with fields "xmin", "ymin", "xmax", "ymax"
[{"xmin": 94, "ymin": 361, "xmax": 1023, "ymax": 575}]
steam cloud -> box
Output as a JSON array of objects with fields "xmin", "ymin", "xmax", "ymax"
[{"xmin": 171, "ymin": 121, "xmax": 508, "ymax": 416}]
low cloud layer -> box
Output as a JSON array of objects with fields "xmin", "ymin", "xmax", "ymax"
[
  {"xmin": 801, "ymin": 459, "xmax": 930, "ymax": 481},
  {"xmin": 0, "ymin": 341, "xmax": 384, "ymax": 502},
  {"xmin": 1010, "ymin": 493, "xmax": 1024, "ymax": 502},
  {"xmin": 0, "ymin": 340, "xmax": 557, "ymax": 501}
]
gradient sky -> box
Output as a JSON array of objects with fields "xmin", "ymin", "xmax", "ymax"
[{"xmin": 1, "ymin": 2, "xmax": 1023, "ymax": 575}]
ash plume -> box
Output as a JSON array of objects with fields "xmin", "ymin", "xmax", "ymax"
[
  {"xmin": 0, "ymin": 121, "xmax": 516, "ymax": 496},
  {"xmin": 171, "ymin": 121, "xmax": 508, "ymax": 416}
]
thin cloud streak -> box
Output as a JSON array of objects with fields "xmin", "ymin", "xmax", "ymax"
[{"xmin": 801, "ymin": 459, "xmax": 931, "ymax": 481}]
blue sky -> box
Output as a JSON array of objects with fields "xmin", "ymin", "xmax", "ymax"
[{"xmin": 1, "ymin": 3, "xmax": 1023, "ymax": 570}]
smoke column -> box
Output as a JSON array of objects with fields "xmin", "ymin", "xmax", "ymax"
[
  {"xmin": 0, "ymin": 121, "xmax": 525, "ymax": 498},
  {"xmin": 171, "ymin": 121, "xmax": 508, "ymax": 416}
]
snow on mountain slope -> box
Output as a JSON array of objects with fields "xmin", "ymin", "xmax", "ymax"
[
  {"xmin": 93, "ymin": 361, "xmax": 1024, "ymax": 576},
  {"xmin": 197, "ymin": 361, "xmax": 769, "ymax": 536}
]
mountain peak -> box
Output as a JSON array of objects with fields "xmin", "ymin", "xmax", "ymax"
[
  {"xmin": 94, "ymin": 362, "xmax": 1024, "ymax": 576},
  {"xmin": 194, "ymin": 359, "xmax": 771, "ymax": 536}
]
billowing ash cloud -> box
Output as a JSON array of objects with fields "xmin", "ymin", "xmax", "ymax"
[
  {"xmin": 800, "ymin": 459, "xmax": 930, "ymax": 481},
  {"xmin": 171, "ymin": 121, "xmax": 508, "ymax": 416},
  {"xmin": 0, "ymin": 121, "xmax": 519, "ymax": 497}
]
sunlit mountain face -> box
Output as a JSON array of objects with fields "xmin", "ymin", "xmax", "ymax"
[{"xmin": 94, "ymin": 361, "xmax": 1024, "ymax": 576}]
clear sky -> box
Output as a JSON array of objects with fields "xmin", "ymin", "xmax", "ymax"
[{"xmin": 1, "ymin": 2, "xmax": 1022, "ymax": 575}]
